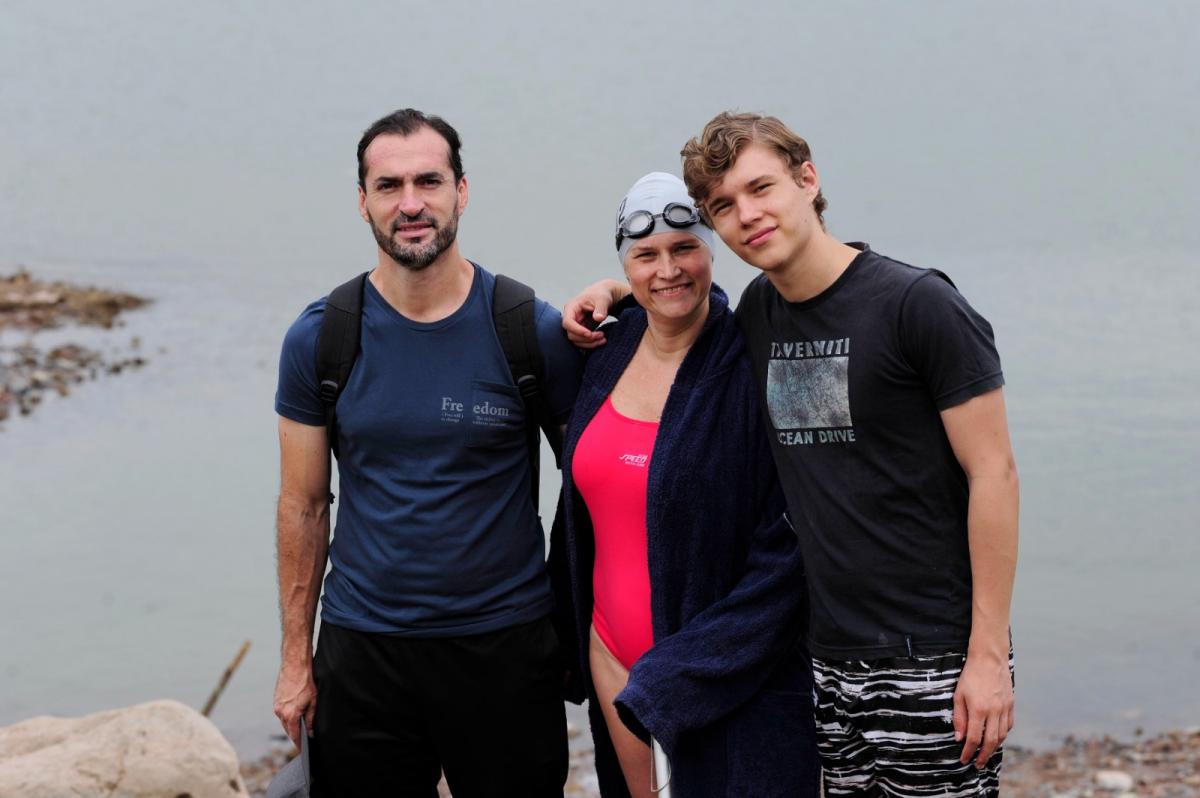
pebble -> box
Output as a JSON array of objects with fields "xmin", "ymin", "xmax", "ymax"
[{"xmin": 1094, "ymin": 769, "xmax": 1134, "ymax": 791}]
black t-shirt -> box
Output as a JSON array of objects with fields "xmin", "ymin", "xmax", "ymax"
[{"xmin": 736, "ymin": 246, "xmax": 1004, "ymax": 659}]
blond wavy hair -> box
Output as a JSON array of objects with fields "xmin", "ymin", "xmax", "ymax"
[{"xmin": 681, "ymin": 112, "xmax": 827, "ymax": 227}]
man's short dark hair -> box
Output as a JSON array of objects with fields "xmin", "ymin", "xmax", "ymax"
[{"xmin": 356, "ymin": 109, "xmax": 464, "ymax": 188}]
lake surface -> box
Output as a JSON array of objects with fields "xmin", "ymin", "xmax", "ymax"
[{"xmin": 2, "ymin": 1, "xmax": 1197, "ymax": 756}]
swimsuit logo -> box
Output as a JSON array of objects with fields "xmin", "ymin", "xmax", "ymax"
[{"xmin": 618, "ymin": 453, "xmax": 648, "ymax": 468}]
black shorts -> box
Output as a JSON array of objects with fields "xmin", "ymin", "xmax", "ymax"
[{"xmin": 311, "ymin": 616, "xmax": 568, "ymax": 798}]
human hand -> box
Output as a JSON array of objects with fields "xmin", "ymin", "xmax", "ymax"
[
  {"xmin": 952, "ymin": 648, "xmax": 1014, "ymax": 768},
  {"xmin": 273, "ymin": 661, "xmax": 317, "ymax": 749},
  {"xmin": 562, "ymin": 279, "xmax": 630, "ymax": 348}
]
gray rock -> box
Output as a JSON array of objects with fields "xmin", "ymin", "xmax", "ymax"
[{"xmin": 0, "ymin": 699, "xmax": 248, "ymax": 797}]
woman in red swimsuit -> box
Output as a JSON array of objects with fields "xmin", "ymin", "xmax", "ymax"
[{"xmin": 554, "ymin": 173, "xmax": 818, "ymax": 797}]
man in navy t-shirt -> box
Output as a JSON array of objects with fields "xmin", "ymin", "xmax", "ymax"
[
  {"xmin": 273, "ymin": 109, "xmax": 581, "ymax": 796},
  {"xmin": 565, "ymin": 113, "xmax": 1019, "ymax": 797}
]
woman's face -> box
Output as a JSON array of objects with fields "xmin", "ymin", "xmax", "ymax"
[{"xmin": 623, "ymin": 230, "xmax": 712, "ymax": 324}]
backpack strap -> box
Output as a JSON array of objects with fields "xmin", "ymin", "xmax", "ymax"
[
  {"xmin": 492, "ymin": 274, "xmax": 565, "ymax": 511},
  {"xmin": 315, "ymin": 272, "xmax": 368, "ymax": 473}
]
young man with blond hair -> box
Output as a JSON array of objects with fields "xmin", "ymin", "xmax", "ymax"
[{"xmin": 566, "ymin": 112, "xmax": 1018, "ymax": 796}]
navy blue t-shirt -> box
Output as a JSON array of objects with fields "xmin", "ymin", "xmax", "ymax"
[{"xmin": 276, "ymin": 264, "xmax": 582, "ymax": 636}]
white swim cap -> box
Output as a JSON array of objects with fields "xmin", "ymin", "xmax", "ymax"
[{"xmin": 615, "ymin": 172, "xmax": 714, "ymax": 265}]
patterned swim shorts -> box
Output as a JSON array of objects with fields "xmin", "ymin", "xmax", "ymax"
[{"xmin": 812, "ymin": 649, "xmax": 1015, "ymax": 797}]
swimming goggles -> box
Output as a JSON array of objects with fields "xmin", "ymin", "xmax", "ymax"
[{"xmin": 615, "ymin": 202, "xmax": 701, "ymax": 250}]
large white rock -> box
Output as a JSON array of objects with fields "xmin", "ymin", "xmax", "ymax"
[
  {"xmin": 0, "ymin": 699, "xmax": 248, "ymax": 798},
  {"xmin": 1094, "ymin": 769, "xmax": 1135, "ymax": 791}
]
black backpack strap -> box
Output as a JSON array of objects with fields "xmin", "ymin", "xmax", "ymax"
[
  {"xmin": 492, "ymin": 274, "xmax": 565, "ymax": 511},
  {"xmin": 315, "ymin": 272, "xmax": 368, "ymax": 476}
]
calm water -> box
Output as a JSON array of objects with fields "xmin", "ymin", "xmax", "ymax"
[{"xmin": 2, "ymin": 1, "xmax": 1197, "ymax": 755}]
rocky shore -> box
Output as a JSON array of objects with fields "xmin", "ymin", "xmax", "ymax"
[
  {"xmin": 11, "ymin": 700, "xmax": 1192, "ymax": 796},
  {"xmin": 240, "ymin": 726, "xmax": 1200, "ymax": 797},
  {"xmin": 0, "ymin": 270, "xmax": 148, "ymax": 423},
  {"xmin": 1003, "ymin": 729, "xmax": 1200, "ymax": 797}
]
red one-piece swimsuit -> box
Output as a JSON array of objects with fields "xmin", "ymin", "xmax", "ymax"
[{"xmin": 572, "ymin": 395, "xmax": 658, "ymax": 670}]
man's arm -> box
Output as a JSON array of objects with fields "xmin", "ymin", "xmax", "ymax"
[
  {"xmin": 561, "ymin": 279, "xmax": 631, "ymax": 348},
  {"xmin": 272, "ymin": 417, "xmax": 332, "ymax": 747},
  {"xmin": 940, "ymin": 388, "xmax": 1019, "ymax": 768}
]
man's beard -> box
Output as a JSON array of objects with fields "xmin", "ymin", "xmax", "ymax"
[{"xmin": 370, "ymin": 209, "xmax": 459, "ymax": 271}]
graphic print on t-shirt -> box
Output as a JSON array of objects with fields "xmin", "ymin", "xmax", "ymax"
[{"xmin": 766, "ymin": 337, "xmax": 855, "ymax": 445}]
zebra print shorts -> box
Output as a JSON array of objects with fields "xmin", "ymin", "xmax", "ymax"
[{"xmin": 812, "ymin": 650, "xmax": 1015, "ymax": 796}]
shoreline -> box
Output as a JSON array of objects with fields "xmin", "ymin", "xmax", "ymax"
[
  {"xmin": 0, "ymin": 269, "xmax": 148, "ymax": 422},
  {"xmin": 239, "ymin": 726, "xmax": 1200, "ymax": 797}
]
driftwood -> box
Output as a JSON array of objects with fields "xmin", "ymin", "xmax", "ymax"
[{"xmin": 201, "ymin": 640, "xmax": 251, "ymax": 717}]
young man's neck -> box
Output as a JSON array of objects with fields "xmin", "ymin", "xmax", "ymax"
[
  {"xmin": 370, "ymin": 245, "xmax": 474, "ymax": 323},
  {"xmin": 766, "ymin": 231, "xmax": 862, "ymax": 303}
]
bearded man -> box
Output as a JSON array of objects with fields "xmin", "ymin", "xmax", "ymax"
[{"xmin": 272, "ymin": 109, "xmax": 580, "ymax": 797}]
